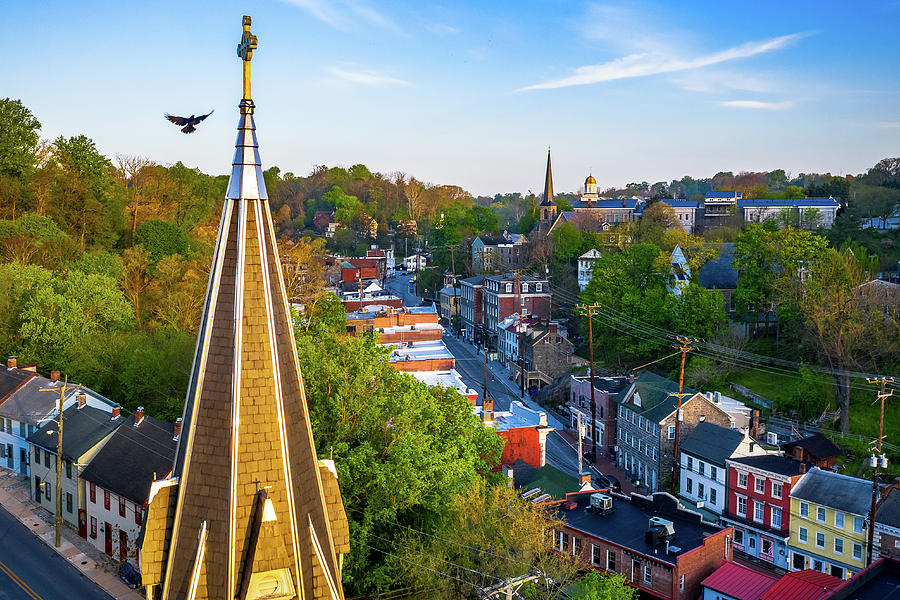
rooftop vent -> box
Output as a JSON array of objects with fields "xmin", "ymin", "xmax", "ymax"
[
  {"xmin": 532, "ymin": 493, "xmax": 552, "ymax": 503},
  {"xmin": 521, "ymin": 488, "xmax": 541, "ymax": 499},
  {"xmin": 590, "ymin": 493, "xmax": 613, "ymax": 514}
]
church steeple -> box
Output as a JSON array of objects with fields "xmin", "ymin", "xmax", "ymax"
[
  {"xmin": 140, "ymin": 16, "xmax": 348, "ymax": 600},
  {"xmin": 540, "ymin": 148, "xmax": 555, "ymax": 207}
]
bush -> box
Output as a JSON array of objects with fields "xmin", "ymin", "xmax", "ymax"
[{"xmin": 133, "ymin": 220, "xmax": 188, "ymax": 263}]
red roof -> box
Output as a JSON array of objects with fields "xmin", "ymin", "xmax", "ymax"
[
  {"xmin": 701, "ymin": 562, "xmax": 778, "ymax": 600},
  {"xmin": 759, "ymin": 570, "xmax": 843, "ymax": 600}
]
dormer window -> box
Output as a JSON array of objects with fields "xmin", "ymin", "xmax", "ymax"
[
  {"xmin": 633, "ymin": 391, "xmax": 642, "ymax": 407},
  {"xmin": 522, "ymin": 283, "xmax": 528, "ymax": 293},
  {"xmin": 505, "ymin": 283, "xmax": 512, "ymax": 293},
  {"xmin": 536, "ymin": 283, "xmax": 543, "ymax": 292}
]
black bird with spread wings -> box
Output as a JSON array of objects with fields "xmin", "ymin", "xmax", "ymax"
[{"xmin": 164, "ymin": 110, "xmax": 214, "ymax": 134}]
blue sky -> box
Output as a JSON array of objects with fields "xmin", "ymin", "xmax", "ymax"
[{"xmin": 3, "ymin": 0, "xmax": 899, "ymax": 196}]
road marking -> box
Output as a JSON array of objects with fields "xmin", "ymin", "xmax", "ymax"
[{"xmin": 0, "ymin": 557, "xmax": 43, "ymax": 600}]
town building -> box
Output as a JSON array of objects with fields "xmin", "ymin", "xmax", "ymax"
[
  {"xmin": 568, "ymin": 375, "xmax": 631, "ymax": 454},
  {"xmin": 139, "ymin": 25, "xmax": 350, "ymax": 598},
  {"xmin": 572, "ymin": 196, "xmax": 645, "ymax": 225},
  {"xmin": 703, "ymin": 191, "xmax": 741, "ymax": 223},
  {"xmin": 477, "ymin": 398, "xmax": 553, "ymax": 468},
  {"xmin": 874, "ymin": 487, "xmax": 900, "ymax": 559},
  {"xmin": 577, "ymin": 249, "xmax": 602, "ymax": 291},
  {"xmin": 340, "ymin": 292, "xmax": 403, "ymax": 312},
  {"xmin": 536, "ymin": 149, "xmax": 557, "ymax": 236},
  {"xmin": 27, "ymin": 400, "xmax": 123, "ymax": 535},
  {"xmin": 401, "ymin": 252, "xmax": 429, "ymax": 271},
  {"xmin": 552, "ymin": 491, "xmax": 733, "ymax": 600},
  {"xmin": 782, "ymin": 434, "xmax": 842, "ymax": 470},
  {"xmin": 789, "ymin": 467, "xmax": 871, "ymax": 579},
  {"xmin": 825, "ymin": 555, "xmax": 900, "ymax": 599},
  {"xmin": 722, "ymin": 454, "xmax": 806, "ymax": 570},
  {"xmin": 738, "ymin": 198, "xmax": 840, "ymax": 229},
  {"xmin": 615, "ymin": 373, "xmax": 733, "ymax": 493},
  {"xmin": 521, "ymin": 322, "xmax": 574, "ymax": 390},
  {"xmin": 697, "ymin": 244, "xmax": 738, "ymax": 314},
  {"xmin": 459, "ymin": 275, "xmax": 484, "ymax": 344},
  {"xmin": 471, "ymin": 232, "xmax": 528, "ymax": 274},
  {"xmin": 700, "ymin": 561, "xmax": 778, "ymax": 600},
  {"xmin": 481, "ymin": 274, "xmax": 551, "ymax": 348},
  {"xmin": 656, "ymin": 199, "xmax": 702, "ymax": 234},
  {"xmin": 438, "ymin": 284, "xmax": 460, "ymax": 324},
  {"xmin": 1, "ymin": 373, "xmax": 117, "ymax": 478},
  {"xmin": 497, "ymin": 315, "xmax": 541, "ymax": 372},
  {"xmin": 79, "ymin": 409, "xmax": 177, "ymax": 562},
  {"xmin": 758, "ymin": 569, "xmax": 842, "ymax": 600},
  {"xmin": 678, "ymin": 422, "xmax": 769, "ymax": 519}
]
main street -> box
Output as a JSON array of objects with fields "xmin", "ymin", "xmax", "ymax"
[
  {"xmin": 386, "ymin": 271, "xmax": 582, "ymax": 477},
  {"xmin": 0, "ymin": 505, "xmax": 115, "ymax": 600}
]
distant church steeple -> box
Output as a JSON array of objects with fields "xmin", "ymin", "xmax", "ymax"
[{"xmin": 539, "ymin": 148, "xmax": 557, "ymax": 232}]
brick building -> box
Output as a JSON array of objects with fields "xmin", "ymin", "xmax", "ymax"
[
  {"xmin": 568, "ymin": 375, "xmax": 630, "ymax": 454},
  {"xmin": 722, "ymin": 454, "xmax": 806, "ymax": 570},
  {"xmin": 781, "ymin": 434, "xmax": 841, "ymax": 470},
  {"xmin": 875, "ymin": 487, "xmax": 900, "ymax": 559},
  {"xmin": 481, "ymin": 274, "xmax": 550, "ymax": 349},
  {"xmin": 615, "ymin": 373, "xmax": 732, "ymax": 493},
  {"xmin": 459, "ymin": 275, "xmax": 485, "ymax": 344},
  {"xmin": 551, "ymin": 491, "xmax": 732, "ymax": 600},
  {"xmin": 478, "ymin": 399, "xmax": 553, "ymax": 468},
  {"xmin": 522, "ymin": 322, "xmax": 574, "ymax": 389}
]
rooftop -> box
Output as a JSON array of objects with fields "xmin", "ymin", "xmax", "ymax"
[
  {"xmin": 728, "ymin": 454, "xmax": 806, "ymax": 477},
  {"xmin": 701, "ymin": 561, "xmax": 779, "ymax": 600},
  {"xmin": 0, "ymin": 376, "xmax": 114, "ymax": 425},
  {"xmin": 697, "ymin": 244, "xmax": 738, "ymax": 290},
  {"xmin": 474, "ymin": 235, "xmax": 510, "ymax": 246},
  {"xmin": 512, "ymin": 461, "xmax": 580, "ymax": 500},
  {"xmin": 679, "ymin": 422, "xmax": 747, "ymax": 465},
  {"xmin": 387, "ymin": 341, "xmax": 454, "ymax": 362},
  {"xmin": 616, "ymin": 372, "xmax": 697, "ymax": 423},
  {"xmin": 79, "ymin": 413, "xmax": 177, "ymax": 505},
  {"xmin": 27, "ymin": 404, "xmax": 123, "ymax": 460},
  {"xmin": 479, "ymin": 401, "xmax": 551, "ymax": 432},
  {"xmin": 407, "ymin": 369, "xmax": 477, "ymax": 398},
  {"xmin": 0, "ymin": 366, "xmax": 35, "ymax": 402},
  {"xmin": 346, "ymin": 303, "xmax": 437, "ymax": 321},
  {"xmin": 706, "ymin": 191, "xmax": 741, "ymax": 199},
  {"xmin": 553, "ymin": 491, "xmax": 726, "ymax": 565},
  {"xmin": 782, "ymin": 434, "xmax": 842, "ymax": 460},
  {"xmin": 759, "ymin": 569, "xmax": 842, "ymax": 600},
  {"xmin": 790, "ymin": 467, "xmax": 873, "ymax": 516},
  {"xmin": 657, "ymin": 199, "xmax": 701, "ymax": 208},
  {"xmin": 828, "ymin": 556, "xmax": 900, "ymax": 600},
  {"xmin": 438, "ymin": 285, "xmax": 460, "ymax": 297},
  {"xmin": 572, "ymin": 198, "xmax": 643, "ymax": 210},
  {"xmin": 572, "ymin": 375, "xmax": 632, "ymax": 396},
  {"xmin": 738, "ymin": 197, "xmax": 841, "ymax": 208},
  {"xmin": 876, "ymin": 487, "xmax": 900, "ymax": 529}
]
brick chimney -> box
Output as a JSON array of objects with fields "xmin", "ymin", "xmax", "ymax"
[
  {"xmin": 548, "ymin": 322, "xmax": 558, "ymax": 335},
  {"xmin": 134, "ymin": 406, "xmax": 145, "ymax": 426},
  {"xmin": 750, "ymin": 410, "xmax": 760, "ymax": 439},
  {"xmin": 173, "ymin": 417, "xmax": 183, "ymax": 441},
  {"xmin": 50, "ymin": 370, "xmax": 60, "ymax": 382},
  {"xmin": 482, "ymin": 397, "xmax": 494, "ymax": 424},
  {"xmin": 111, "ymin": 404, "xmax": 121, "ymax": 419},
  {"xmin": 579, "ymin": 472, "xmax": 592, "ymax": 486},
  {"xmin": 799, "ymin": 462, "xmax": 807, "ymax": 473},
  {"xmin": 622, "ymin": 198, "xmax": 626, "ymax": 208},
  {"xmin": 629, "ymin": 373, "xmax": 635, "ymax": 383},
  {"xmin": 76, "ymin": 393, "xmax": 87, "ymax": 409},
  {"xmin": 7, "ymin": 356, "xmax": 15, "ymax": 369}
]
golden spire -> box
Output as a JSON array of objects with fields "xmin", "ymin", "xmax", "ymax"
[{"xmin": 237, "ymin": 15, "xmax": 258, "ymax": 109}]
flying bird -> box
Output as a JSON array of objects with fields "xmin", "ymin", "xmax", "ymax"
[{"xmin": 164, "ymin": 110, "xmax": 214, "ymax": 134}]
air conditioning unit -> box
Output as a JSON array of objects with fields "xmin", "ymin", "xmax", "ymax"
[
  {"xmin": 767, "ymin": 432, "xmax": 779, "ymax": 445},
  {"xmin": 649, "ymin": 517, "xmax": 675, "ymax": 538},
  {"xmin": 590, "ymin": 493, "xmax": 613, "ymax": 512}
]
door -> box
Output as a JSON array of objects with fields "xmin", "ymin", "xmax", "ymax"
[
  {"xmin": 104, "ymin": 522, "xmax": 112, "ymax": 555},
  {"xmin": 78, "ymin": 509, "xmax": 87, "ymax": 538},
  {"xmin": 35, "ymin": 476, "xmax": 42, "ymax": 502},
  {"xmin": 6, "ymin": 444, "xmax": 12, "ymax": 469},
  {"xmin": 19, "ymin": 448, "xmax": 27, "ymax": 475},
  {"xmin": 119, "ymin": 530, "xmax": 128, "ymax": 561}
]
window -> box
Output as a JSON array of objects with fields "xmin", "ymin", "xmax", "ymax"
[
  {"xmin": 686, "ymin": 478, "xmax": 693, "ymax": 494},
  {"xmin": 816, "ymin": 532, "xmax": 825, "ymax": 549},
  {"xmin": 505, "ymin": 283, "xmax": 512, "ymax": 293},
  {"xmin": 668, "ymin": 426, "xmax": 675, "ymax": 440},
  {"xmin": 799, "ymin": 527, "xmax": 808, "ymax": 543},
  {"xmin": 65, "ymin": 460, "xmax": 72, "ymax": 479},
  {"xmin": 44, "ymin": 452, "xmax": 50, "ymax": 468},
  {"xmin": 772, "ymin": 482, "xmax": 783, "ymax": 499},
  {"xmin": 536, "ymin": 283, "xmax": 542, "ymax": 292},
  {"xmin": 754, "ymin": 476, "xmax": 765, "ymax": 493},
  {"xmin": 738, "ymin": 472, "xmax": 748, "ymax": 488},
  {"xmin": 749, "ymin": 536, "xmax": 756, "ymax": 550},
  {"xmin": 698, "ymin": 483, "xmax": 705, "ymax": 499},
  {"xmin": 686, "ymin": 456, "xmax": 693, "ymax": 471},
  {"xmin": 772, "ymin": 506, "xmax": 782, "ymax": 529},
  {"xmin": 813, "ymin": 559, "xmax": 823, "ymax": 572},
  {"xmin": 698, "ymin": 461, "xmax": 705, "ymax": 477},
  {"xmin": 135, "ymin": 505, "xmax": 142, "ymax": 526},
  {"xmin": 45, "ymin": 482, "xmax": 51, "ymax": 502},
  {"xmin": 89, "ymin": 482, "xmax": 96, "ymax": 503},
  {"xmin": 119, "ymin": 496, "xmax": 126, "ymax": 518},
  {"xmin": 754, "ymin": 500, "xmax": 764, "ymax": 522},
  {"xmin": 710, "ymin": 487, "xmax": 717, "ymax": 506},
  {"xmin": 643, "ymin": 565, "xmax": 652, "ymax": 585},
  {"xmin": 90, "ymin": 516, "xmax": 97, "ymax": 538},
  {"xmin": 853, "ymin": 543, "xmax": 863, "ymax": 561},
  {"xmin": 590, "ymin": 545, "xmax": 602, "ymax": 566},
  {"xmin": 835, "ymin": 513, "xmax": 844, "ymax": 529},
  {"xmin": 709, "ymin": 466, "xmax": 717, "ymax": 481},
  {"xmin": 817, "ymin": 507, "xmax": 826, "ymax": 523},
  {"xmin": 607, "ymin": 550, "xmax": 616, "ymax": 571},
  {"xmin": 793, "ymin": 553, "xmax": 806, "ymax": 570},
  {"xmin": 632, "ymin": 559, "xmax": 640, "ymax": 582},
  {"xmin": 834, "ymin": 537, "xmax": 844, "ymax": 555},
  {"xmin": 737, "ymin": 496, "xmax": 747, "ymax": 516},
  {"xmin": 800, "ymin": 502, "xmax": 809, "ymax": 518},
  {"xmin": 34, "ymin": 447, "xmax": 40, "ymax": 464},
  {"xmin": 66, "ymin": 492, "xmax": 73, "ymax": 513},
  {"xmin": 679, "ymin": 575, "xmax": 685, "ymax": 592},
  {"xmin": 653, "ymin": 448, "xmax": 658, "ymax": 461},
  {"xmin": 104, "ymin": 489, "xmax": 110, "ymax": 510},
  {"xmin": 854, "ymin": 517, "xmax": 864, "ymax": 533},
  {"xmin": 521, "ymin": 283, "xmax": 528, "ymax": 293}
]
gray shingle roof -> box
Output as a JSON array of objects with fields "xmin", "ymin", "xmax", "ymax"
[
  {"xmin": 0, "ymin": 376, "xmax": 69, "ymax": 425},
  {"xmin": 679, "ymin": 422, "xmax": 745, "ymax": 465},
  {"xmin": 876, "ymin": 487, "xmax": 900, "ymax": 529},
  {"xmin": 616, "ymin": 372, "xmax": 697, "ymax": 423},
  {"xmin": 27, "ymin": 405, "xmax": 123, "ymax": 460},
  {"xmin": 729, "ymin": 454, "xmax": 805, "ymax": 477},
  {"xmin": 789, "ymin": 467, "xmax": 873, "ymax": 516},
  {"xmin": 0, "ymin": 367, "xmax": 35, "ymax": 403},
  {"xmin": 697, "ymin": 244, "xmax": 738, "ymax": 290},
  {"xmin": 80, "ymin": 414, "xmax": 177, "ymax": 505}
]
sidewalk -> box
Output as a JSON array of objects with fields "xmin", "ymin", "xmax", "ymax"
[{"xmin": 0, "ymin": 471, "xmax": 143, "ymax": 600}]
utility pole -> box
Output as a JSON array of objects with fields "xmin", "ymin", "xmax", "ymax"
[
  {"xmin": 39, "ymin": 376, "xmax": 81, "ymax": 548},
  {"xmin": 483, "ymin": 338, "xmax": 489, "ymax": 404},
  {"xmin": 866, "ymin": 376, "xmax": 893, "ymax": 566},
  {"xmin": 357, "ymin": 274, "xmax": 364, "ymax": 312},
  {"xmin": 578, "ymin": 412, "xmax": 583, "ymax": 475},
  {"xmin": 515, "ymin": 270, "xmax": 525, "ymax": 399},
  {"xmin": 577, "ymin": 304, "xmax": 601, "ymax": 462},
  {"xmin": 668, "ymin": 336, "xmax": 696, "ymax": 495},
  {"xmin": 481, "ymin": 573, "xmax": 541, "ymax": 600}
]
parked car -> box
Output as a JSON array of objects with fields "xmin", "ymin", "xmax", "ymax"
[
  {"xmin": 591, "ymin": 468, "xmax": 621, "ymax": 493},
  {"xmin": 118, "ymin": 561, "xmax": 141, "ymax": 588}
]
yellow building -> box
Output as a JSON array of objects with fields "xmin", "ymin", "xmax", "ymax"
[{"xmin": 788, "ymin": 467, "xmax": 871, "ymax": 579}]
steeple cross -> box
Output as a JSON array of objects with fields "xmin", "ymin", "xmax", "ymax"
[{"xmin": 236, "ymin": 15, "xmax": 258, "ymax": 101}]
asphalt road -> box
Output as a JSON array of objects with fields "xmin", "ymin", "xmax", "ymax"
[{"xmin": 0, "ymin": 505, "xmax": 114, "ymax": 600}]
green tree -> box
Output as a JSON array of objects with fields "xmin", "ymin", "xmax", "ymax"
[
  {"xmin": 568, "ymin": 572, "xmax": 637, "ymax": 600},
  {"xmin": 133, "ymin": 219, "xmax": 189, "ymax": 263},
  {"xmin": 0, "ymin": 98, "xmax": 41, "ymax": 178}
]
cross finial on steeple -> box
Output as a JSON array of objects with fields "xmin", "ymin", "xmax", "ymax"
[{"xmin": 237, "ymin": 15, "xmax": 258, "ymax": 106}]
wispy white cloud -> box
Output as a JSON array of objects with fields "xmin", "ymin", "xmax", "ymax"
[
  {"xmin": 327, "ymin": 66, "xmax": 414, "ymax": 87},
  {"xmin": 719, "ymin": 100, "xmax": 794, "ymax": 110},
  {"xmin": 517, "ymin": 32, "xmax": 808, "ymax": 91},
  {"xmin": 671, "ymin": 69, "xmax": 775, "ymax": 94},
  {"xmin": 427, "ymin": 22, "xmax": 460, "ymax": 35},
  {"xmin": 280, "ymin": 0, "xmax": 398, "ymax": 31},
  {"xmin": 876, "ymin": 121, "xmax": 900, "ymax": 129}
]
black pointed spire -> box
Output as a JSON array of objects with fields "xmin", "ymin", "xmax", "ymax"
[{"xmin": 540, "ymin": 148, "xmax": 555, "ymax": 206}]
